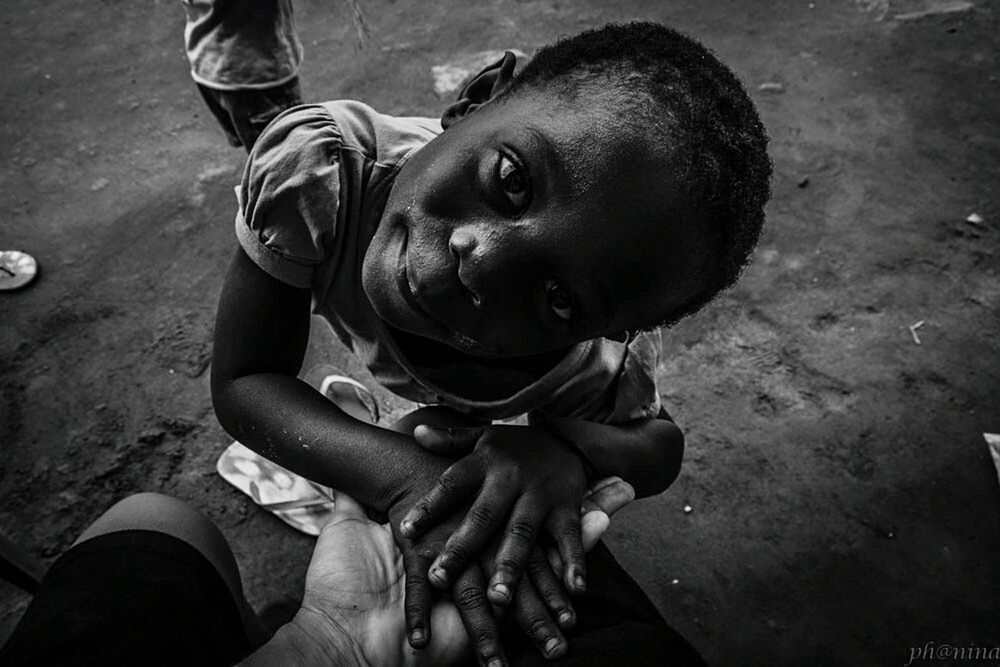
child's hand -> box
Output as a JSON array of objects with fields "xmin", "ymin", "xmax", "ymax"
[
  {"xmin": 400, "ymin": 424, "xmax": 590, "ymax": 602},
  {"xmin": 388, "ymin": 495, "xmax": 575, "ymax": 665}
]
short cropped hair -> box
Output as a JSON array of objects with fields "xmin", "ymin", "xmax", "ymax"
[{"xmin": 502, "ymin": 22, "xmax": 772, "ymax": 327}]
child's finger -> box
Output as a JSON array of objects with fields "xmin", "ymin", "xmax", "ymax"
[
  {"xmin": 402, "ymin": 541, "xmax": 434, "ymax": 649},
  {"xmin": 581, "ymin": 476, "xmax": 635, "ymax": 518},
  {"xmin": 413, "ymin": 424, "xmax": 484, "ymax": 456},
  {"xmin": 545, "ymin": 544, "xmax": 563, "ymax": 574},
  {"xmin": 452, "ymin": 564, "xmax": 507, "ymax": 667},
  {"xmin": 546, "ymin": 505, "xmax": 587, "ymax": 594},
  {"xmin": 487, "ymin": 495, "xmax": 546, "ymax": 606},
  {"xmin": 580, "ymin": 509, "xmax": 610, "ymax": 552},
  {"xmin": 400, "ymin": 457, "xmax": 482, "ymax": 539},
  {"xmin": 525, "ymin": 546, "xmax": 576, "ymax": 629},
  {"xmin": 510, "ymin": 573, "xmax": 568, "ymax": 660},
  {"xmin": 429, "ymin": 478, "xmax": 517, "ymax": 589}
]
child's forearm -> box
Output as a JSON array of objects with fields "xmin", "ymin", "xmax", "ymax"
[
  {"xmin": 214, "ymin": 372, "xmax": 447, "ymax": 514},
  {"xmin": 538, "ymin": 409, "xmax": 684, "ymax": 499},
  {"xmin": 212, "ymin": 248, "xmax": 447, "ymax": 513}
]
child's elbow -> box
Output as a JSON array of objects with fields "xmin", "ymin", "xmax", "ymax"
[
  {"xmin": 210, "ymin": 365, "xmax": 241, "ymax": 439},
  {"xmin": 648, "ymin": 417, "xmax": 685, "ymax": 496}
]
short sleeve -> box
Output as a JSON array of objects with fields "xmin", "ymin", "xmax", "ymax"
[
  {"xmin": 235, "ymin": 104, "xmax": 343, "ymax": 289},
  {"xmin": 529, "ymin": 330, "xmax": 663, "ymax": 425},
  {"xmin": 610, "ymin": 329, "xmax": 663, "ymax": 422}
]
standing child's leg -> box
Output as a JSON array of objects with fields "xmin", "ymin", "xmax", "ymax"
[{"xmin": 197, "ymin": 79, "xmax": 303, "ymax": 152}]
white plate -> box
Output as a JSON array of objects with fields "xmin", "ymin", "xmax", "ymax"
[{"xmin": 0, "ymin": 251, "xmax": 38, "ymax": 291}]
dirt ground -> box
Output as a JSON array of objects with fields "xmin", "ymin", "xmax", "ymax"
[{"xmin": 1, "ymin": 0, "xmax": 998, "ymax": 664}]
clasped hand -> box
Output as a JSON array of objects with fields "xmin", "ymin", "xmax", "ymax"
[{"xmin": 388, "ymin": 422, "xmax": 631, "ymax": 666}]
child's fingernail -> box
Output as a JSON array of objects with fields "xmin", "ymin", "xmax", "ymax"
[
  {"xmin": 574, "ymin": 574, "xmax": 587, "ymax": 592},
  {"xmin": 558, "ymin": 610, "xmax": 575, "ymax": 626},
  {"xmin": 400, "ymin": 519, "xmax": 415, "ymax": 535},
  {"xmin": 487, "ymin": 659, "xmax": 505, "ymax": 667},
  {"xmin": 410, "ymin": 628, "xmax": 425, "ymax": 644},
  {"xmin": 492, "ymin": 582, "xmax": 510, "ymax": 600},
  {"xmin": 544, "ymin": 637, "xmax": 563, "ymax": 656},
  {"xmin": 430, "ymin": 565, "xmax": 447, "ymax": 584}
]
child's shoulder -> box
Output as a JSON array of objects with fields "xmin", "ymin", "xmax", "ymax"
[
  {"xmin": 321, "ymin": 100, "xmax": 442, "ymax": 167},
  {"xmin": 250, "ymin": 100, "xmax": 441, "ymax": 173}
]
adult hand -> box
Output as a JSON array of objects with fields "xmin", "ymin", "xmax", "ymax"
[{"xmin": 301, "ymin": 491, "xmax": 468, "ymax": 667}]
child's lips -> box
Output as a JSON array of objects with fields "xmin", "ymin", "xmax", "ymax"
[
  {"xmin": 395, "ymin": 227, "xmax": 505, "ymax": 358},
  {"xmin": 396, "ymin": 226, "xmax": 448, "ymax": 330}
]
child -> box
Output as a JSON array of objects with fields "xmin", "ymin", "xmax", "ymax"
[
  {"xmin": 212, "ymin": 21, "xmax": 770, "ymax": 666},
  {"xmin": 181, "ymin": 0, "xmax": 304, "ymax": 150}
]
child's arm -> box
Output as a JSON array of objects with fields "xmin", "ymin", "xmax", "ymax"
[
  {"xmin": 211, "ymin": 247, "xmax": 447, "ymax": 514},
  {"xmin": 214, "ymin": 248, "xmax": 568, "ymax": 664},
  {"xmin": 540, "ymin": 407, "xmax": 685, "ymax": 498}
]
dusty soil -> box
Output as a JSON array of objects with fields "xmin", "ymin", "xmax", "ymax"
[{"xmin": 1, "ymin": 0, "xmax": 998, "ymax": 664}]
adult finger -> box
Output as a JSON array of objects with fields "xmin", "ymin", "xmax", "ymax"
[
  {"xmin": 546, "ymin": 505, "xmax": 587, "ymax": 594},
  {"xmin": 525, "ymin": 546, "xmax": 576, "ymax": 629},
  {"xmin": 429, "ymin": 478, "xmax": 517, "ymax": 589},
  {"xmin": 488, "ymin": 495, "xmax": 546, "ymax": 606},
  {"xmin": 413, "ymin": 424, "xmax": 485, "ymax": 456},
  {"xmin": 580, "ymin": 509, "xmax": 610, "ymax": 552},
  {"xmin": 510, "ymin": 574, "xmax": 568, "ymax": 660},
  {"xmin": 326, "ymin": 490, "xmax": 368, "ymax": 524},
  {"xmin": 453, "ymin": 565, "xmax": 507, "ymax": 667},
  {"xmin": 400, "ymin": 457, "xmax": 482, "ymax": 539},
  {"xmin": 581, "ymin": 476, "xmax": 635, "ymax": 517},
  {"xmin": 402, "ymin": 540, "xmax": 434, "ymax": 648}
]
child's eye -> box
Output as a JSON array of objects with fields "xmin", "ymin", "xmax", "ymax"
[
  {"xmin": 497, "ymin": 153, "xmax": 531, "ymax": 212},
  {"xmin": 545, "ymin": 279, "xmax": 573, "ymax": 321}
]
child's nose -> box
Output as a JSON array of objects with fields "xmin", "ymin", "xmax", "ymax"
[
  {"xmin": 448, "ymin": 226, "xmax": 491, "ymax": 309},
  {"xmin": 448, "ymin": 227, "xmax": 477, "ymax": 261}
]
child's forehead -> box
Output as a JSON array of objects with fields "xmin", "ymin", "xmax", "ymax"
[{"xmin": 489, "ymin": 92, "xmax": 664, "ymax": 197}]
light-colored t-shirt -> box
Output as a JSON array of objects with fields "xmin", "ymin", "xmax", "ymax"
[
  {"xmin": 181, "ymin": 0, "xmax": 302, "ymax": 90},
  {"xmin": 235, "ymin": 101, "xmax": 662, "ymax": 424}
]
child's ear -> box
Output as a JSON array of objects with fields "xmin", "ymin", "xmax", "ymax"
[{"xmin": 441, "ymin": 51, "xmax": 519, "ymax": 130}]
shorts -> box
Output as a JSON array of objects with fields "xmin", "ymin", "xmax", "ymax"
[
  {"xmin": 0, "ymin": 530, "xmax": 251, "ymax": 666},
  {"xmin": 197, "ymin": 78, "xmax": 303, "ymax": 150}
]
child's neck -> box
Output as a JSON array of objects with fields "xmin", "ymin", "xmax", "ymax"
[{"xmin": 386, "ymin": 325, "xmax": 570, "ymax": 401}]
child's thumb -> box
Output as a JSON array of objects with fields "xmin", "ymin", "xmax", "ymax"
[{"xmin": 412, "ymin": 424, "xmax": 483, "ymax": 456}]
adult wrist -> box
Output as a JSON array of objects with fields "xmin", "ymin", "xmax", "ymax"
[{"xmin": 240, "ymin": 607, "xmax": 369, "ymax": 667}]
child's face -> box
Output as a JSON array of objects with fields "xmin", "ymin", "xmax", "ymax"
[{"xmin": 362, "ymin": 91, "xmax": 700, "ymax": 358}]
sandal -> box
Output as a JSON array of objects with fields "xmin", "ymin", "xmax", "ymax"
[{"xmin": 217, "ymin": 367, "xmax": 380, "ymax": 535}]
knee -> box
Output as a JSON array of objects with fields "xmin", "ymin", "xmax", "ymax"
[
  {"xmin": 79, "ymin": 493, "xmax": 207, "ymax": 541},
  {"xmin": 75, "ymin": 493, "xmax": 226, "ymax": 564},
  {"xmin": 75, "ymin": 493, "xmax": 245, "ymax": 602}
]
